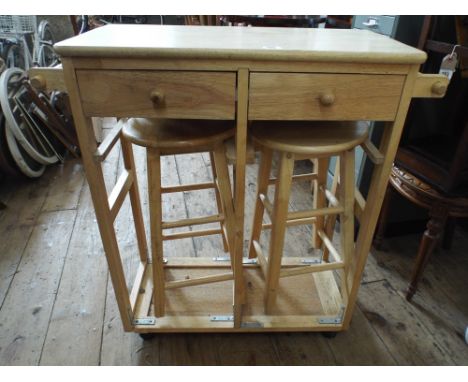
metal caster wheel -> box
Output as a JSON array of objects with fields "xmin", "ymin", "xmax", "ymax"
[
  {"xmin": 139, "ymin": 333, "xmax": 157, "ymax": 340},
  {"xmin": 321, "ymin": 331, "xmax": 338, "ymax": 339}
]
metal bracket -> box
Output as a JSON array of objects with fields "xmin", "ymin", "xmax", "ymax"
[
  {"xmin": 243, "ymin": 258, "xmax": 258, "ymax": 265},
  {"xmin": 133, "ymin": 317, "xmax": 156, "ymax": 325},
  {"xmin": 301, "ymin": 258, "xmax": 322, "ymax": 264},
  {"xmin": 210, "ymin": 316, "xmax": 263, "ymax": 328},
  {"xmin": 319, "ymin": 306, "xmax": 345, "ymax": 325},
  {"xmin": 210, "ymin": 315, "xmax": 234, "ymax": 322},
  {"xmin": 213, "ymin": 257, "xmax": 257, "ymax": 265},
  {"xmin": 213, "ymin": 256, "xmax": 230, "ymax": 262}
]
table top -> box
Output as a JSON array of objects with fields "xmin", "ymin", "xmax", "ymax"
[{"xmin": 55, "ymin": 24, "xmax": 426, "ymax": 64}]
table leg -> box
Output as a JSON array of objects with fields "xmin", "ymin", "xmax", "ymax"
[
  {"xmin": 62, "ymin": 58, "xmax": 134, "ymax": 331},
  {"xmin": 342, "ymin": 66, "xmax": 419, "ymax": 329}
]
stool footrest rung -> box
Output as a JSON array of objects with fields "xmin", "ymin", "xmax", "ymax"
[
  {"xmin": 108, "ymin": 169, "xmax": 133, "ymax": 221},
  {"xmin": 162, "ymin": 214, "xmax": 224, "ymax": 229},
  {"xmin": 252, "ymin": 240, "xmax": 268, "ymax": 277},
  {"xmin": 269, "ymin": 172, "xmax": 318, "ymax": 185},
  {"xmin": 163, "ymin": 228, "xmax": 223, "ymax": 241},
  {"xmin": 288, "ymin": 206, "xmax": 344, "ymax": 220},
  {"xmin": 165, "ymin": 272, "xmax": 234, "ymax": 289},
  {"xmin": 321, "ymin": 186, "xmax": 340, "ymax": 207},
  {"xmin": 259, "ymin": 193, "xmax": 273, "ymax": 218},
  {"xmin": 262, "ymin": 216, "xmax": 316, "ymax": 230},
  {"xmin": 317, "ymin": 229, "xmax": 343, "ymax": 263},
  {"xmin": 279, "ymin": 261, "xmax": 345, "ymax": 278},
  {"xmin": 161, "ymin": 181, "xmax": 216, "ymax": 194}
]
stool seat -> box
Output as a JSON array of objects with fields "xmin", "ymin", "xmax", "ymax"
[
  {"xmin": 251, "ymin": 121, "xmax": 368, "ymax": 156},
  {"xmin": 123, "ymin": 118, "xmax": 235, "ymax": 152}
]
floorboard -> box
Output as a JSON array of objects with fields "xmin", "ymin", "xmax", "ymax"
[
  {"xmin": 0, "ymin": 209, "xmax": 76, "ymax": 365},
  {"xmin": 39, "ymin": 132, "xmax": 119, "ymax": 366}
]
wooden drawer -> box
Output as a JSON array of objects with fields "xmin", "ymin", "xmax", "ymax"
[
  {"xmin": 76, "ymin": 70, "xmax": 236, "ymax": 119},
  {"xmin": 249, "ymin": 73, "xmax": 405, "ymax": 121}
]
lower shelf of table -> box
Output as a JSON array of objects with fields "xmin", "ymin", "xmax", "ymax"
[{"xmin": 130, "ymin": 258, "xmax": 346, "ymax": 333}]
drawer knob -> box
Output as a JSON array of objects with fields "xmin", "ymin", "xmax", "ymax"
[
  {"xmin": 150, "ymin": 90, "xmax": 165, "ymax": 105},
  {"xmin": 319, "ymin": 93, "xmax": 335, "ymax": 106},
  {"xmin": 431, "ymin": 81, "xmax": 447, "ymax": 96}
]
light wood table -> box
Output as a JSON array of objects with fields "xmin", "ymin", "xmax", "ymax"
[{"xmin": 52, "ymin": 24, "xmax": 447, "ymax": 333}]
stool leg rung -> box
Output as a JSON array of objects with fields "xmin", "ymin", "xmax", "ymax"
[
  {"xmin": 287, "ymin": 206, "xmax": 344, "ymax": 220},
  {"xmin": 317, "ymin": 229, "xmax": 343, "ymax": 263},
  {"xmin": 268, "ymin": 172, "xmax": 318, "ymax": 185},
  {"xmin": 321, "ymin": 185, "xmax": 340, "ymax": 207},
  {"xmin": 165, "ymin": 272, "xmax": 234, "ymax": 290},
  {"xmin": 162, "ymin": 228, "xmax": 223, "ymax": 241},
  {"xmin": 252, "ymin": 240, "xmax": 268, "ymax": 277},
  {"xmin": 161, "ymin": 181, "xmax": 216, "ymax": 193},
  {"xmin": 162, "ymin": 214, "xmax": 224, "ymax": 229},
  {"xmin": 279, "ymin": 261, "xmax": 345, "ymax": 278},
  {"xmin": 259, "ymin": 193, "xmax": 274, "ymax": 218},
  {"xmin": 262, "ymin": 216, "xmax": 316, "ymax": 230}
]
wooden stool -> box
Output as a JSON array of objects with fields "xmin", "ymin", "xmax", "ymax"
[
  {"xmin": 122, "ymin": 118, "xmax": 244, "ymax": 319},
  {"xmin": 248, "ymin": 121, "xmax": 369, "ymax": 313}
]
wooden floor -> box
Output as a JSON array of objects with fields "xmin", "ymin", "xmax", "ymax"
[{"xmin": 1, "ymin": 123, "xmax": 467, "ymax": 366}]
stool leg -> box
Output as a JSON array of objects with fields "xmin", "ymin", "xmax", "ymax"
[
  {"xmin": 248, "ymin": 147, "xmax": 273, "ymax": 259},
  {"xmin": 147, "ymin": 148, "xmax": 166, "ymax": 317},
  {"xmin": 265, "ymin": 152, "xmax": 295, "ymax": 314},
  {"xmin": 209, "ymin": 152, "xmax": 229, "ymax": 252},
  {"xmin": 213, "ymin": 143, "xmax": 246, "ymax": 326},
  {"xmin": 339, "ymin": 150, "xmax": 355, "ymax": 304},
  {"xmin": 323, "ymin": 157, "xmax": 340, "ymax": 262},
  {"xmin": 312, "ymin": 157, "xmax": 330, "ymax": 249}
]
